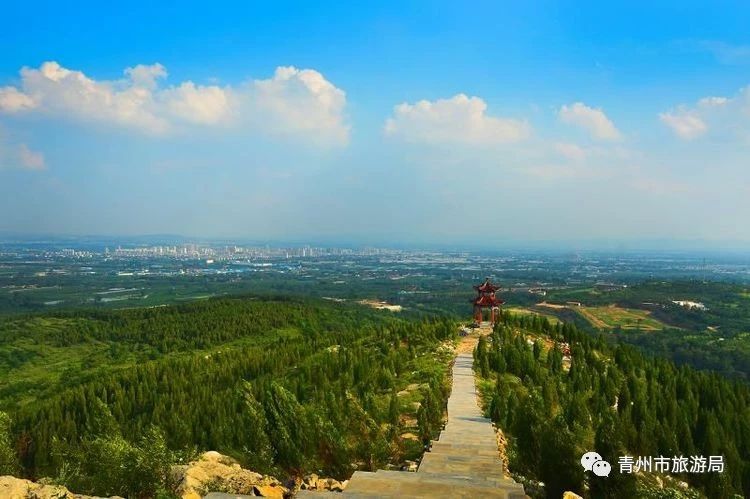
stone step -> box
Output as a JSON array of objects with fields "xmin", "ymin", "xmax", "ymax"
[
  {"xmin": 295, "ymin": 491, "xmax": 342, "ymax": 498},
  {"xmin": 419, "ymin": 453, "xmax": 503, "ymax": 467},
  {"xmin": 205, "ymin": 494, "xmax": 255, "ymax": 499},
  {"xmin": 429, "ymin": 441, "xmax": 499, "ymax": 451},
  {"xmin": 294, "ymin": 349, "xmax": 525, "ymax": 498},
  {"xmin": 342, "ymin": 471, "xmax": 525, "ymax": 498},
  {"xmin": 418, "ymin": 460, "xmax": 505, "ymax": 477},
  {"xmin": 373, "ymin": 470, "xmax": 515, "ymax": 487},
  {"xmin": 426, "ymin": 448, "xmax": 499, "ymax": 459}
]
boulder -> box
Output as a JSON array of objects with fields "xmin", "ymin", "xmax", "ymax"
[
  {"xmin": 171, "ymin": 451, "xmax": 287, "ymax": 499},
  {"xmin": 299, "ymin": 474, "xmax": 347, "ymax": 492},
  {"xmin": 562, "ymin": 492, "xmax": 583, "ymax": 499},
  {"xmin": 252, "ymin": 484, "xmax": 285, "ymax": 498},
  {"xmin": 0, "ymin": 476, "xmax": 75, "ymax": 499},
  {"xmin": 300, "ymin": 474, "xmax": 319, "ymax": 490}
]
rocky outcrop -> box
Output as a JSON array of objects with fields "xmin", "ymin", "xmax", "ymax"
[
  {"xmin": 0, "ymin": 476, "xmax": 120, "ymax": 499},
  {"xmin": 298, "ymin": 473, "xmax": 347, "ymax": 492},
  {"xmin": 171, "ymin": 451, "xmax": 288, "ymax": 499},
  {"xmin": 0, "ymin": 477, "xmax": 76, "ymax": 499}
]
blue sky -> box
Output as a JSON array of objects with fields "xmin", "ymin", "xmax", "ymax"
[{"xmin": 2, "ymin": 1, "xmax": 750, "ymax": 247}]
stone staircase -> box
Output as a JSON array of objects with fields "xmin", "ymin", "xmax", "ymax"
[{"xmin": 297, "ymin": 347, "xmax": 526, "ymax": 498}]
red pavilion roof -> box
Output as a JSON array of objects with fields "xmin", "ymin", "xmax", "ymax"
[
  {"xmin": 474, "ymin": 278, "xmax": 501, "ymax": 293},
  {"xmin": 473, "ymin": 295, "xmax": 504, "ymax": 307}
]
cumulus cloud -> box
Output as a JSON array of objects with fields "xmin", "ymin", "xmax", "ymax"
[
  {"xmin": 659, "ymin": 109, "xmax": 708, "ymax": 139},
  {"xmin": 0, "ymin": 86, "xmax": 36, "ymax": 112},
  {"xmin": 659, "ymin": 85, "xmax": 750, "ymax": 140},
  {"xmin": 384, "ymin": 94, "xmax": 530, "ymax": 145},
  {"xmin": 125, "ymin": 63, "xmax": 167, "ymax": 89},
  {"xmin": 559, "ymin": 102, "xmax": 621, "ymax": 140},
  {"xmin": 0, "ymin": 61, "xmax": 349, "ymax": 145},
  {"xmin": 162, "ymin": 82, "xmax": 230, "ymax": 125},
  {"xmin": 246, "ymin": 66, "xmax": 349, "ymax": 145}
]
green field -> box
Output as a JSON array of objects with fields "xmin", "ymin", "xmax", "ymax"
[
  {"xmin": 504, "ymin": 306, "xmax": 561, "ymax": 325},
  {"xmin": 575, "ymin": 305, "xmax": 667, "ymax": 331}
]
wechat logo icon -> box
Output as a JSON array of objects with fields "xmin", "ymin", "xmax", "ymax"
[{"xmin": 581, "ymin": 451, "xmax": 611, "ymax": 477}]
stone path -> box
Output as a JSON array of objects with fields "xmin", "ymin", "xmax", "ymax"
[{"xmin": 298, "ymin": 334, "xmax": 526, "ymax": 498}]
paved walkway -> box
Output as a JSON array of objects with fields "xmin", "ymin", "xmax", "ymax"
[{"xmin": 298, "ymin": 332, "xmax": 526, "ymax": 498}]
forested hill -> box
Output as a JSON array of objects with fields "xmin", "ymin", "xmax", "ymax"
[
  {"xmin": 476, "ymin": 312, "xmax": 750, "ymax": 499},
  {"xmin": 0, "ymin": 296, "xmax": 456, "ymax": 497}
]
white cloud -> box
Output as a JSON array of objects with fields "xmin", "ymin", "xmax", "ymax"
[
  {"xmin": 246, "ymin": 66, "xmax": 349, "ymax": 145},
  {"xmin": 659, "ymin": 85, "xmax": 750, "ymax": 140},
  {"xmin": 0, "ymin": 132, "xmax": 45, "ymax": 171},
  {"xmin": 659, "ymin": 109, "xmax": 707, "ymax": 139},
  {"xmin": 554, "ymin": 142, "xmax": 587, "ymax": 161},
  {"xmin": 698, "ymin": 96, "xmax": 728, "ymax": 107},
  {"xmin": 384, "ymin": 94, "xmax": 530, "ymax": 145},
  {"xmin": 0, "ymin": 86, "xmax": 37, "ymax": 113},
  {"xmin": 162, "ymin": 82, "xmax": 230, "ymax": 125},
  {"xmin": 0, "ymin": 61, "xmax": 170, "ymax": 133},
  {"xmin": 17, "ymin": 144, "xmax": 46, "ymax": 170},
  {"xmin": 125, "ymin": 63, "xmax": 167, "ymax": 89},
  {"xmin": 559, "ymin": 102, "xmax": 621, "ymax": 140},
  {"xmin": 0, "ymin": 61, "xmax": 349, "ymax": 145}
]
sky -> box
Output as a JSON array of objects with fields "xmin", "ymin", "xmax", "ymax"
[{"xmin": 1, "ymin": 1, "xmax": 750, "ymax": 248}]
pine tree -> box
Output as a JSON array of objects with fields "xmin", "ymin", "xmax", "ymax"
[
  {"xmin": 242, "ymin": 384, "xmax": 274, "ymax": 472},
  {"xmin": 0, "ymin": 412, "xmax": 19, "ymax": 476},
  {"xmin": 590, "ymin": 414, "xmax": 637, "ymax": 499},
  {"xmin": 538, "ymin": 417, "xmax": 584, "ymax": 499}
]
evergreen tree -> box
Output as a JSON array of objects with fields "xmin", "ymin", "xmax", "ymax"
[
  {"xmin": 0, "ymin": 412, "xmax": 19, "ymax": 476},
  {"xmin": 538, "ymin": 417, "xmax": 584, "ymax": 499},
  {"xmin": 590, "ymin": 414, "xmax": 637, "ymax": 499}
]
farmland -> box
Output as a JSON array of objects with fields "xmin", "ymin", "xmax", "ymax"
[{"xmin": 574, "ymin": 305, "xmax": 668, "ymax": 331}]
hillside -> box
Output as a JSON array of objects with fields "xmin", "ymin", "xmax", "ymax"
[
  {"xmin": 0, "ymin": 296, "xmax": 455, "ymax": 497},
  {"xmin": 476, "ymin": 312, "xmax": 750, "ymax": 498}
]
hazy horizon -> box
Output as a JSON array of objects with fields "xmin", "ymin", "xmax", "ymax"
[{"xmin": 2, "ymin": 230, "xmax": 750, "ymax": 255}]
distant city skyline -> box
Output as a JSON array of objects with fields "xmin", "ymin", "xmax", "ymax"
[{"xmin": 2, "ymin": 1, "xmax": 750, "ymax": 247}]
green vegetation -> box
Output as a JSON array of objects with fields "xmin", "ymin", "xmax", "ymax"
[
  {"xmin": 540, "ymin": 281, "xmax": 750, "ymax": 380},
  {"xmin": 575, "ymin": 305, "xmax": 667, "ymax": 331},
  {"xmin": 477, "ymin": 312, "xmax": 750, "ymax": 498},
  {"xmin": 0, "ymin": 411, "xmax": 19, "ymax": 475},
  {"xmin": 0, "ymin": 296, "xmax": 455, "ymax": 497},
  {"xmin": 504, "ymin": 307, "xmax": 561, "ymax": 325}
]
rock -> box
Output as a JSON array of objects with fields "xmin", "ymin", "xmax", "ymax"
[
  {"xmin": 399, "ymin": 432, "xmax": 419, "ymax": 441},
  {"xmin": 252, "ymin": 484, "xmax": 285, "ymax": 498},
  {"xmin": 299, "ymin": 473, "xmax": 347, "ymax": 492},
  {"xmin": 400, "ymin": 460, "xmax": 418, "ymax": 472},
  {"xmin": 170, "ymin": 451, "xmax": 287, "ymax": 499},
  {"xmin": 301, "ymin": 473, "xmax": 319, "ymax": 490},
  {"xmin": 562, "ymin": 492, "xmax": 583, "ymax": 499},
  {"xmin": 0, "ymin": 476, "xmax": 76, "ymax": 499},
  {"xmin": 329, "ymin": 479, "xmax": 346, "ymax": 492}
]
